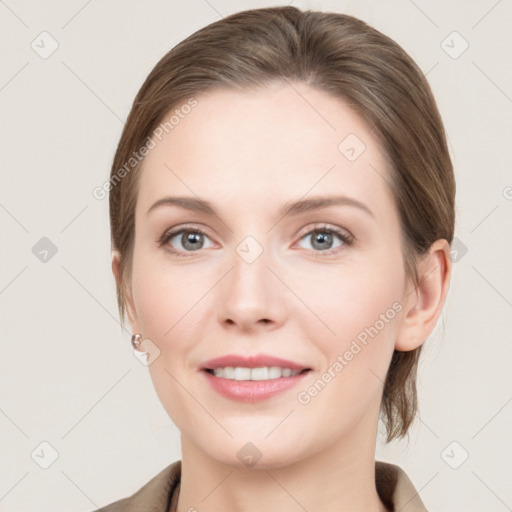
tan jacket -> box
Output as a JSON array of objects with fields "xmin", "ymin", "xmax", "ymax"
[{"xmin": 94, "ymin": 459, "xmax": 427, "ymax": 511}]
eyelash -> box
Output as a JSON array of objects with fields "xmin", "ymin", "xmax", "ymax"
[{"xmin": 158, "ymin": 223, "xmax": 354, "ymax": 258}]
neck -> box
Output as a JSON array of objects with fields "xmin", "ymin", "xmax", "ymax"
[{"xmin": 176, "ymin": 409, "xmax": 389, "ymax": 512}]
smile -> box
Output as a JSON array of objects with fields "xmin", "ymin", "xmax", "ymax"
[{"xmin": 206, "ymin": 366, "xmax": 306, "ymax": 380}]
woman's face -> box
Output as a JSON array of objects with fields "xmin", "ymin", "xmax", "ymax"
[{"xmin": 124, "ymin": 82, "xmax": 412, "ymax": 468}]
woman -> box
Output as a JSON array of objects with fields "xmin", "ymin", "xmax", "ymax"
[{"xmin": 98, "ymin": 5, "xmax": 454, "ymax": 511}]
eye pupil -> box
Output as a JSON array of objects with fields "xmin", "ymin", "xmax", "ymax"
[
  {"xmin": 312, "ymin": 231, "xmax": 333, "ymax": 250},
  {"xmin": 183, "ymin": 232, "xmax": 203, "ymax": 250}
]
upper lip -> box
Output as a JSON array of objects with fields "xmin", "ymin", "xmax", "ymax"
[{"xmin": 200, "ymin": 354, "xmax": 311, "ymax": 371}]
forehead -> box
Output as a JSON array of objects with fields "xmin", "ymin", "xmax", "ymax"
[{"xmin": 136, "ymin": 82, "xmax": 394, "ymax": 216}]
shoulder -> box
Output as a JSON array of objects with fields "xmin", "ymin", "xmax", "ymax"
[
  {"xmin": 375, "ymin": 460, "xmax": 428, "ymax": 512},
  {"xmin": 90, "ymin": 460, "xmax": 181, "ymax": 512}
]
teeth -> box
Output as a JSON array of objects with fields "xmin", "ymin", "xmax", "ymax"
[{"xmin": 212, "ymin": 366, "xmax": 303, "ymax": 380}]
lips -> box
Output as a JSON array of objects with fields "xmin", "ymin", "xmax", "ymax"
[
  {"xmin": 199, "ymin": 354, "xmax": 311, "ymax": 372},
  {"xmin": 199, "ymin": 354, "xmax": 313, "ymax": 402},
  {"xmin": 202, "ymin": 369, "xmax": 310, "ymax": 403}
]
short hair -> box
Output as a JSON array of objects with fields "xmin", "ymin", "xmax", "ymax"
[{"xmin": 109, "ymin": 6, "xmax": 455, "ymax": 442}]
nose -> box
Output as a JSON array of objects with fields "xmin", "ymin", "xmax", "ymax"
[{"xmin": 217, "ymin": 241, "xmax": 288, "ymax": 333}]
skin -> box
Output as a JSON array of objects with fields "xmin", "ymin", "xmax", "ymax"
[{"xmin": 112, "ymin": 81, "xmax": 451, "ymax": 512}]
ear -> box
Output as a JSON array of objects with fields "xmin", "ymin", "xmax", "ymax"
[
  {"xmin": 111, "ymin": 250, "xmax": 140, "ymax": 334},
  {"xmin": 395, "ymin": 239, "xmax": 452, "ymax": 351}
]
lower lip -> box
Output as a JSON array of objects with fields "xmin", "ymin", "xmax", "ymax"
[{"xmin": 201, "ymin": 370, "xmax": 311, "ymax": 403}]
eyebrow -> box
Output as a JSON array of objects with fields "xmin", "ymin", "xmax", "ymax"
[{"xmin": 146, "ymin": 194, "xmax": 374, "ymax": 218}]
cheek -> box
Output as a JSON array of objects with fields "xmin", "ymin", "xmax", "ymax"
[
  {"xmin": 295, "ymin": 250, "xmax": 406, "ymax": 381},
  {"xmin": 130, "ymin": 246, "xmax": 204, "ymax": 338},
  {"xmin": 291, "ymin": 267, "xmax": 404, "ymax": 430},
  {"xmin": 300, "ymin": 253, "xmax": 405, "ymax": 340},
  {"xmin": 131, "ymin": 271, "xmax": 172, "ymax": 337},
  {"xmin": 129, "ymin": 249, "xmax": 208, "ymax": 426}
]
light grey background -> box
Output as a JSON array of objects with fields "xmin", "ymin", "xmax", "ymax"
[{"xmin": 1, "ymin": 0, "xmax": 511, "ymax": 510}]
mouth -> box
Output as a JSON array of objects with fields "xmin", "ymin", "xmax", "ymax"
[
  {"xmin": 200, "ymin": 353, "xmax": 311, "ymax": 374},
  {"xmin": 202, "ymin": 367, "xmax": 311, "ymax": 381},
  {"xmin": 199, "ymin": 354, "xmax": 312, "ymax": 402}
]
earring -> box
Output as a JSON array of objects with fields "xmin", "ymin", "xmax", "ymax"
[{"xmin": 131, "ymin": 333, "xmax": 142, "ymax": 350}]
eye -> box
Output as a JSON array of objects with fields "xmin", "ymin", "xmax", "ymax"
[
  {"xmin": 296, "ymin": 224, "xmax": 353, "ymax": 256},
  {"xmin": 159, "ymin": 223, "xmax": 353, "ymax": 258},
  {"xmin": 159, "ymin": 225, "xmax": 214, "ymax": 256}
]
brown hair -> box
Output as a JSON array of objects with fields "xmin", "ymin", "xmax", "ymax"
[{"xmin": 109, "ymin": 6, "xmax": 455, "ymax": 442}]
